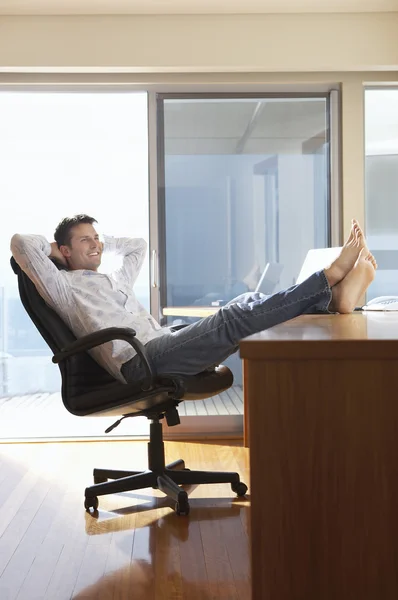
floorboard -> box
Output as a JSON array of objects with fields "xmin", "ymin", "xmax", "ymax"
[{"xmin": 0, "ymin": 439, "xmax": 250, "ymax": 600}]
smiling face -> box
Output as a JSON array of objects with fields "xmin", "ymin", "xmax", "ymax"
[{"xmin": 60, "ymin": 222, "xmax": 103, "ymax": 271}]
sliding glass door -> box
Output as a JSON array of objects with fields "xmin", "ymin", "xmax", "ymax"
[{"xmin": 157, "ymin": 93, "xmax": 332, "ymax": 395}]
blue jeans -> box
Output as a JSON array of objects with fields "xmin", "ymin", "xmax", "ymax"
[{"xmin": 121, "ymin": 270, "xmax": 332, "ymax": 380}]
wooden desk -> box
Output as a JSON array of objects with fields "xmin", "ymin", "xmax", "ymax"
[
  {"xmin": 162, "ymin": 306, "xmax": 219, "ymax": 318},
  {"xmin": 240, "ymin": 312, "xmax": 398, "ymax": 600}
]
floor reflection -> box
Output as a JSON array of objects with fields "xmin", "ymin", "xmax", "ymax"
[{"xmin": 73, "ymin": 500, "xmax": 250, "ymax": 599}]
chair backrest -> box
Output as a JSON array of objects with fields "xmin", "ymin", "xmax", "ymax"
[{"xmin": 10, "ymin": 257, "xmax": 145, "ymax": 413}]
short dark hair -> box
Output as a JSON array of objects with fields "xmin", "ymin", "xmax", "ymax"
[{"xmin": 54, "ymin": 214, "xmax": 97, "ymax": 247}]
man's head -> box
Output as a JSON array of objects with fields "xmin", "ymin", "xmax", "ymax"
[{"xmin": 54, "ymin": 214, "xmax": 102, "ymax": 271}]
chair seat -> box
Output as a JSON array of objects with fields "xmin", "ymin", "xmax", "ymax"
[
  {"xmin": 67, "ymin": 365, "xmax": 234, "ymax": 418},
  {"xmin": 172, "ymin": 365, "xmax": 233, "ymax": 400}
]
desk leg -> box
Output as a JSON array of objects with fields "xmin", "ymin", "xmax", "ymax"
[
  {"xmin": 248, "ymin": 356, "xmax": 398, "ymax": 600},
  {"xmin": 243, "ymin": 359, "xmax": 250, "ymax": 448}
]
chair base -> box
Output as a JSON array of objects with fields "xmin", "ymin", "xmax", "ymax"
[{"xmin": 84, "ymin": 419, "xmax": 248, "ymax": 515}]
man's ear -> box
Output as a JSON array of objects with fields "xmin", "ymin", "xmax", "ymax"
[{"xmin": 60, "ymin": 245, "xmax": 71, "ymax": 258}]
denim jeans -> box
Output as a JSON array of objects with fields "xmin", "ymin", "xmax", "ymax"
[{"xmin": 121, "ymin": 270, "xmax": 332, "ymax": 380}]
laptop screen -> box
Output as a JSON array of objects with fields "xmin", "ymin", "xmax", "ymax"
[
  {"xmin": 255, "ymin": 263, "xmax": 284, "ymax": 295},
  {"xmin": 296, "ymin": 247, "xmax": 342, "ymax": 285}
]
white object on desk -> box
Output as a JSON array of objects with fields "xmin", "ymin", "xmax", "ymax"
[{"xmin": 362, "ymin": 296, "xmax": 398, "ymax": 311}]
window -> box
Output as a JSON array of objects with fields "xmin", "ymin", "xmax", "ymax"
[
  {"xmin": 0, "ymin": 91, "xmax": 149, "ymax": 437},
  {"xmin": 365, "ymin": 88, "xmax": 398, "ymax": 300},
  {"xmin": 159, "ymin": 95, "xmax": 330, "ymax": 308}
]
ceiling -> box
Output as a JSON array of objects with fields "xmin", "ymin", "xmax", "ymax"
[
  {"xmin": 0, "ymin": 0, "xmax": 397, "ymax": 15},
  {"xmin": 163, "ymin": 98, "xmax": 327, "ymax": 155}
]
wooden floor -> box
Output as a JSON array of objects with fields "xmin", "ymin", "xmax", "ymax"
[
  {"xmin": 0, "ymin": 387, "xmax": 244, "ymax": 440},
  {"xmin": 0, "ymin": 439, "xmax": 250, "ymax": 600}
]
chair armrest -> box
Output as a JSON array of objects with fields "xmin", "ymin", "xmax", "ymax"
[
  {"xmin": 170, "ymin": 324, "xmax": 189, "ymax": 332},
  {"xmin": 52, "ymin": 326, "xmax": 155, "ymax": 384}
]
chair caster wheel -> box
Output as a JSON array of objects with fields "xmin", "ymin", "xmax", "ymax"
[
  {"xmin": 93, "ymin": 475, "xmax": 108, "ymax": 484},
  {"xmin": 84, "ymin": 496, "xmax": 99, "ymax": 511},
  {"xmin": 231, "ymin": 481, "xmax": 248, "ymax": 497},
  {"xmin": 175, "ymin": 500, "xmax": 190, "ymax": 516}
]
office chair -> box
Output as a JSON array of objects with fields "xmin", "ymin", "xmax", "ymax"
[{"xmin": 10, "ymin": 258, "xmax": 247, "ymax": 515}]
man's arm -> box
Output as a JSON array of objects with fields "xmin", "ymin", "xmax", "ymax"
[
  {"xmin": 10, "ymin": 234, "xmax": 70, "ymax": 307},
  {"xmin": 103, "ymin": 235, "xmax": 147, "ymax": 287}
]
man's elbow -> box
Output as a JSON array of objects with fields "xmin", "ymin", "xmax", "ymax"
[
  {"xmin": 132, "ymin": 238, "xmax": 147, "ymax": 254},
  {"xmin": 10, "ymin": 233, "xmax": 23, "ymax": 254}
]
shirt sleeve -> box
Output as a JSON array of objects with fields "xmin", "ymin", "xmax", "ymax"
[
  {"xmin": 10, "ymin": 234, "xmax": 70, "ymax": 309},
  {"xmin": 103, "ymin": 235, "xmax": 147, "ymax": 288}
]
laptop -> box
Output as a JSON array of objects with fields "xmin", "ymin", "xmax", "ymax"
[
  {"xmin": 296, "ymin": 247, "xmax": 342, "ymax": 285},
  {"xmin": 255, "ymin": 262, "xmax": 284, "ymax": 295}
]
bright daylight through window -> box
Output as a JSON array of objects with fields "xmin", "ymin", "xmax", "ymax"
[
  {"xmin": 0, "ymin": 92, "xmax": 149, "ymax": 438},
  {"xmin": 365, "ymin": 88, "xmax": 398, "ymax": 300}
]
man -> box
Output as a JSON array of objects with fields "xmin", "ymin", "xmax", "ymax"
[{"xmin": 11, "ymin": 214, "xmax": 377, "ymax": 383}]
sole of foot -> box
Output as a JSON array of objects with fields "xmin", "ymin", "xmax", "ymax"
[{"xmin": 330, "ymin": 249, "xmax": 377, "ymax": 314}]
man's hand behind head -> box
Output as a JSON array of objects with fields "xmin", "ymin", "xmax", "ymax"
[{"xmin": 50, "ymin": 241, "xmax": 68, "ymax": 268}]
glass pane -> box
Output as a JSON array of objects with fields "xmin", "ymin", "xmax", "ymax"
[
  {"xmin": 365, "ymin": 88, "xmax": 398, "ymax": 300},
  {"xmin": 161, "ymin": 96, "xmax": 330, "ymax": 385},
  {"xmin": 0, "ymin": 91, "xmax": 150, "ymax": 438}
]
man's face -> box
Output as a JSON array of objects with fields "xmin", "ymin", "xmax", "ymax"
[{"xmin": 60, "ymin": 223, "xmax": 103, "ymax": 271}]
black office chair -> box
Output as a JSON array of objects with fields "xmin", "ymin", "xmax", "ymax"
[{"xmin": 11, "ymin": 258, "xmax": 247, "ymax": 515}]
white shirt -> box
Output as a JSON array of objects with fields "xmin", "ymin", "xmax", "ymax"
[{"xmin": 10, "ymin": 233, "xmax": 168, "ymax": 382}]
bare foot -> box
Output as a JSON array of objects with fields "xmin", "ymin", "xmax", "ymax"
[
  {"xmin": 330, "ymin": 249, "xmax": 377, "ymax": 314},
  {"xmin": 368, "ymin": 253, "xmax": 378, "ymax": 270},
  {"xmin": 324, "ymin": 219, "xmax": 368, "ymax": 287}
]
